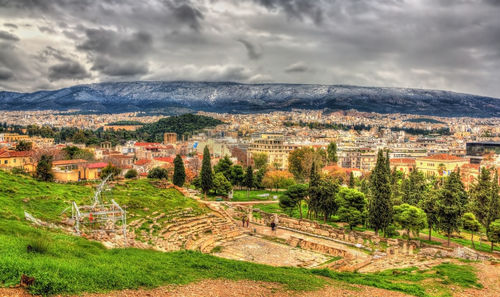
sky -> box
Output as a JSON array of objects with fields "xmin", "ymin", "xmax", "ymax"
[{"xmin": 0, "ymin": 0, "xmax": 499, "ymax": 98}]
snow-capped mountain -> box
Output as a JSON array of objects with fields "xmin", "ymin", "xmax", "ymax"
[{"xmin": 0, "ymin": 81, "xmax": 498, "ymax": 117}]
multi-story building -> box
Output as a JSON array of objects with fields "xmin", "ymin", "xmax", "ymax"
[
  {"xmin": 247, "ymin": 137, "xmax": 294, "ymax": 170},
  {"xmin": 415, "ymin": 154, "xmax": 468, "ymax": 177}
]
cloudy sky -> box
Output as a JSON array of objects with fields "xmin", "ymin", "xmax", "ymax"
[{"xmin": 0, "ymin": 0, "xmax": 499, "ymax": 98}]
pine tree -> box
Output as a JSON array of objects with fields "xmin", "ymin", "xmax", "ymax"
[
  {"xmin": 471, "ymin": 167, "xmax": 492, "ymax": 230},
  {"xmin": 244, "ymin": 165, "xmax": 254, "ymax": 198},
  {"xmin": 368, "ymin": 150, "xmax": 392, "ymax": 236},
  {"xmin": 419, "ymin": 189, "xmax": 439, "ymax": 241},
  {"xmin": 487, "ymin": 170, "xmax": 500, "ymax": 235},
  {"xmin": 173, "ymin": 154, "xmax": 186, "ymax": 187},
  {"xmin": 200, "ymin": 146, "xmax": 213, "ymax": 198},
  {"xmin": 437, "ymin": 171, "xmax": 466, "ymax": 246}
]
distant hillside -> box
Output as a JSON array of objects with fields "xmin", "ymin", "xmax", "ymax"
[{"xmin": 1, "ymin": 81, "xmax": 499, "ymax": 117}]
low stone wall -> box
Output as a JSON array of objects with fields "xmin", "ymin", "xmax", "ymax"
[
  {"xmin": 287, "ymin": 236, "xmax": 349, "ymax": 258},
  {"xmin": 252, "ymin": 210, "xmax": 404, "ymax": 248}
]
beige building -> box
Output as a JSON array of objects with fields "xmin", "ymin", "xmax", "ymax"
[
  {"xmin": 415, "ymin": 154, "xmax": 468, "ymax": 177},
  {"xmin": 0, "ymin": 133, "xmax": 30, "ymax": 142},
  {"xmin": 247, "ymin": 138, "xmax": 294, "ymax": 170},
  {"xmin": 164, "ymin": 132, "xmax": 177, "ymax": 144}
]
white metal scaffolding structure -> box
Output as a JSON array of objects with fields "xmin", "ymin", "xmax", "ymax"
[{"xmin": 71, "ymin": 175, "xmax": 127, "ymax": 245}]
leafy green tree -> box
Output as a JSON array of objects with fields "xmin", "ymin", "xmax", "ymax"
[
  {"xmin": 173, "ymin": 154, "xmax": 186, "ymax": 187},
  {"xmin": 213, "ymin": 172, "xmax": 232, "ymax": 196},
  {"xmin": 336, "ymin": 188, "xmax": 367, "ymax": 230},
  {"xmin": 419, "ymin": 189, "xmax": 439, "ymax": 241},
  {"xmin": 35, "ymin": 154, "xmax": 54, "ymax": 182},
  {"xmin": 124, "ymin": 169, "xmax": 138, "ymax": 179},
  {"xmin": 488, "ymin": 219, "xmax": 500, "ymax": 252},
  {"xmin": 308, "ymin": 161, "xmax": 321, "ymax": 218},
  {"xmin": 401, "ymin": 169, "xmax": 426, "ymax": 206},
  {"xmin": 101, "ymin": 163, "xmax": 121, "ymax": 180},
  {"xmin": 282, "ymin": 183, "xmax": 308, "ymax": 219},
  {"xmin": 214, "ymin": 155, "xmax": 233, "ymax": 180},
  {"xmin": 327, "ymin": 142, "xmax": 338, "ymax": 164},
  {"xmin": 62, "ymin": 146, "xmax": 94, "ymax": 161},
  {"xmin": 200, "ymin": 146, "xmax": 213, "ymax": 198},
  {"xmin": 462, "ymin": 212, "xmax": 481, "ymax": 249},
  {"xmin": 252, "ymin": 153, "xmax": 268, "ymax": 170},
  {"xmin": 316, "ymin": 178, "xmax": 339, "ymax": 222},
  {"xmin": 487, "ymin": 170, "xmax": 500, "ymax": 233},
  {"xmin": 437, "ymin": 171, "xmax": 466, "ymax": 246},
  {"xmin": 147, "ymin": 167, "xmax": 168, "ymax": 179},
  {"xmin": 393, "ymin": 203, "xmax": 427, "ymax": 243},
  {"xmin": 288, "ymin": 147, "xmax": 326, "ymax": 182},
  {"xmin": 229, "ymin": 165, "xmax": 245, "ymax": 188},
  {"xmin": 368, "ymin": 150, "xmax": 392, "ymax": 236},
  {"xmin": 244, "ymin": 166, "xmax": 254, "ymax": 190},
  {"xmin": 15, "ymin": 140, "xmax": 32, "ymax": 151}
]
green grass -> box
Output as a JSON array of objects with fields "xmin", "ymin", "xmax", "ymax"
[
  {"xmin": 420, "ymin": 229, "xmax": 499, "ymax": 252},
  {"xmin": 0, "ymin": 170, "xmax": 206, "ymax": 224},
  {"xmin": 231, "ymin": 190, "xmax": 284, "ymax": 202},
  {"xmin": 0, "ymin": 219, "xmax": 326, "ymax": 296},
  {"xmin": 0, "ymin": 170, "xmax": 485, "ymax": 296},
  {"xmin": 312, "ymin": 263, "xmax": 481, "ymax": 297}
]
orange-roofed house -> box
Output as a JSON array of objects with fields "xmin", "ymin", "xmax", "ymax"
[
  {"xmin": 0, "ymin": 149, "xmax": 35, "ymax": 172},
  {"xmin": 133, "ymin": 159, "xmax": 153, "ymax": 174},
  {"xmin": 390, "ymin": 158, "xmax": 416, "ymax": 176},
  {"xmin": 415, "ymin": 154, "xmax": 468, "ymax": 177}
]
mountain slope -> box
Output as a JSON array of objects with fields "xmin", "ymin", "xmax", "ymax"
[{"xmin": 0, "ymin": 81, "xmax": 498, "ymax": 117}]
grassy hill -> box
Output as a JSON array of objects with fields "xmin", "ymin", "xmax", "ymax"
[{"xmin": 0, "ymin": 170, "xmax": 483, "ymax": 296}]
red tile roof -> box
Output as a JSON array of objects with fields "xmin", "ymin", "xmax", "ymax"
[
  {"xmin": 86, "ymin": 162, "xmax": 108, "ymax": 169},
  {"xmin": 154, "ymin": 157, "xmax": 174, "ymax": 163},
  {"xmin": 134, "ymin": 159, "xmax": 151, "ymax": 166},
  {"xmin": 134, "ymin": 142, "xmax": 162, "ymax": 147},
  {"xmin": 420, "ymin": 154, "xmax": 466, "ymax": 161},
  {"xmin": 390, "ymin": 158, "xmax": 416, "ymax": 164},
  {"xmin": 0, "ymin": 150, "xmax": 32, "ymax": 158}
]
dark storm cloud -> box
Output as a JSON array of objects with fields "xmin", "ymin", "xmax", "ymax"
[
  {"xmin": 3, "ymin": 23, "xmax": 17, "ymax": 29},
  {"xmin": 48, "ymin": 61, "xmax": 90, "ymax": 81},
  {"xmin": 0, "ymin": 30, "xmax": 20, "ymax": 41},
  {"xmin": 0, "ymin": 0, "xmax": 499, "ymax": 98},
  {"xmin": 254, "ymin": 0, "xmax": 323, "ymax": 25},
  {"xmin": 0, "ymin": 67, "xmax": 13, "ymax": 80},
  {"xmin": 237, "ymin": 39, "xmax": 262, "ymax": 60},
  {"xmin": 165, "ymin": 1, "xmax": 204, "ymax": 31},
  {"xmin": 91, "ymin": 57, "xmax": 149, "ymax": 77}
]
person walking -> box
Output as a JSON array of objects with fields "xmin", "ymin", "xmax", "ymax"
[
  {"xmin": 242, "ymin": 216, "xmax": 246, "ymax": 227},
  {"xmin": 270, "ymin": 221, "xmax": 276, "ymax": 232},
  {"xmin": 245, "ymin": 216, "xmax": 250, "ymax": 227}
]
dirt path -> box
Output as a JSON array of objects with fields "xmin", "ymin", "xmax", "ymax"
[{"xmin": 0, "ymin": 280, "xmax": 410, "ymax": 297}]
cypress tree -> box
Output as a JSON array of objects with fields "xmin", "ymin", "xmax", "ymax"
[
  {"xmin": 437, "ymin": 171, "xmax": 466, "ymax": 246},
  {"xmin": 327, "ymin": 142, "xmax": 338, "ymax": 164},
  {"xmin": 244, "ymin": 165, "xmax": 254, "ymax": 198},
  {"xmin": 200, "ymin": 146, "xmax": 213, "ymax": 198},
  {"xmin": 368, "ymin": 150, "xmax": 392, "ymax": 236},
  {"xmin": 487, "ymin": 170, "xmax": 500, "ymax": 236},
  {"xmin": 308, "ymin": 161, "xmax": 321, "ymax": 219},
  {"xmin": 173, "ymin": 154, "xmax": 186, "ymax": 187},
  {"xmin": 349, "ymin": 171, "xmax": 355, "ymax": 188}
]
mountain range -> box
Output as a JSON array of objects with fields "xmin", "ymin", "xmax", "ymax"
[{"xmin": 0, "ymin": 81, "xmax": 498, "ymax": 117}]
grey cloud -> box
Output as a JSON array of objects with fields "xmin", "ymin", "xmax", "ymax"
[
  {"xmin": 0, "ymin": 30, "xmax": 20, "ymax": 41},
  {"xmin": 91, "ymin": 57, "xmax": 149, "ymax": 77},
  {"xmin": 165, "ymin": 1, "xmax": 204, "ymax": 31},
  {"xmin": 254, "ymin": 0, "xmax": 323, "ymax": 25},
  {"xmin": 38, "ymin": 26, "xmax": 56, "ymax": 34},
  {"xmin": 237, "ymin": 39, "xmax": 262, "ymax": 60},
  {"xmin": 284, "ymin": 61, "xmax": 308, "ymax": 73},
  {"xmin": 4, "ymin": 23, "xmax": 17, "ymax": 29},
  {"xmin": 78, "ymin": 29, "xmax": 153, "ymax": 57},
  {"xmin": 0, "ymin": 67, "xmax": 13, "ymax": 80},
  {"xmin": 48, "ymin": 61, "xmax": 90, "ymax": 81}
]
